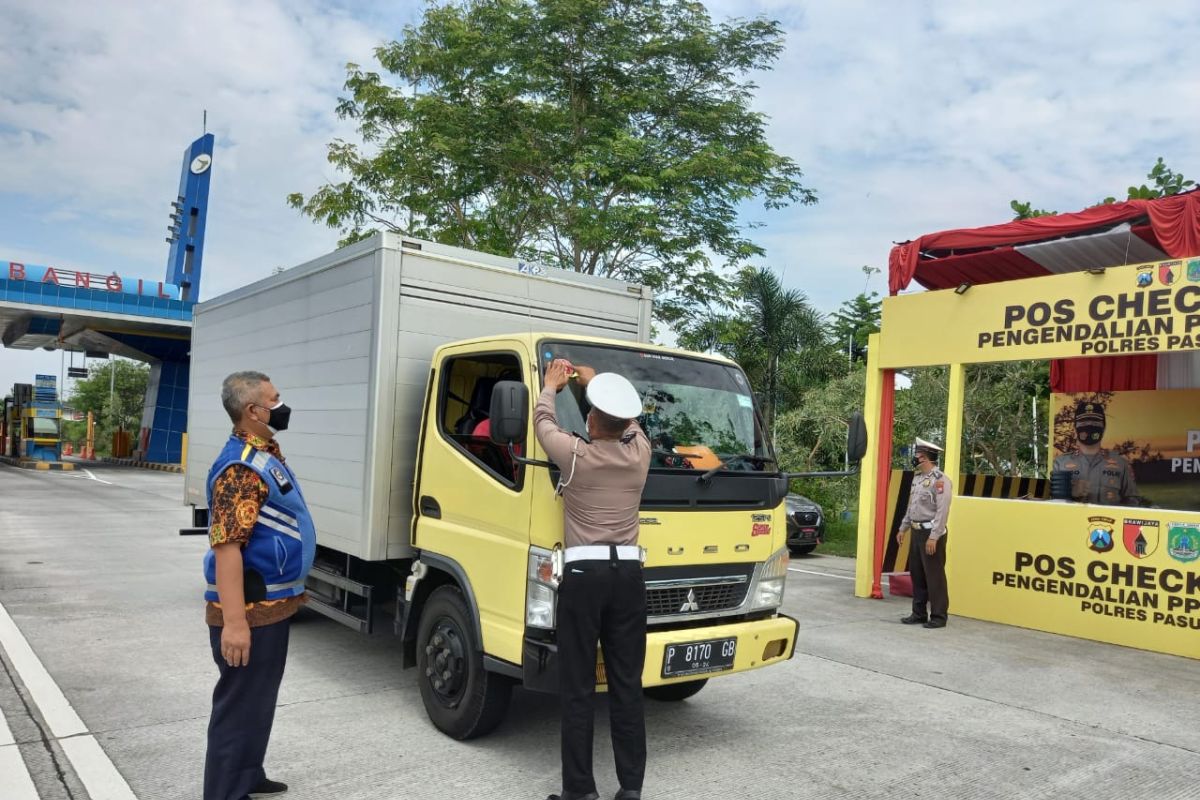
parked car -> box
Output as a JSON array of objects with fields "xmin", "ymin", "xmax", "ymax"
[{"xmin": 785, "ymin": 493, "xmax": 824, "ymax": 555}]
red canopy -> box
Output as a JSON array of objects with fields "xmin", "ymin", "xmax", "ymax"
[
  {"xmin": 885, "ymin": 190, "xmax": 1200, "ymax": 392},
  {"xmin": 888, "ymin": 191, "xmax": 1200, "ymax": 294}
]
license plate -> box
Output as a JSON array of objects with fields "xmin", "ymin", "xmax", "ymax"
[{"xmin": 662, "ymin": 637, "xmax": 737, "ymax": 678}]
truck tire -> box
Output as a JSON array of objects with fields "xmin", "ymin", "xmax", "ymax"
[
  {"xmin": 416, "ymin": 585, "xmax": 512, "ymax": 739},
  {"xmin": 644, "ymin": 679, "xmax": 707, "ymax": 702},
  {"xmin": 789, "ymin": 544, "xmax": 816, "ymax": 556}
]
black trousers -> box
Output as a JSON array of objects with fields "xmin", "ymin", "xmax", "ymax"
[
  {"xmin": 909, "ymin": 529, "xmax": 949, "ymax": 622},
  {"xmin": 557, "ymin": 558, "xmax": 647, "ymax": 796},
  {"xmin": 204, "ymin": 618, "xmax": 291, "ymax": 800}
]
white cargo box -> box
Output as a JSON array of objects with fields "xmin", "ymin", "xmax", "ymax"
[{"xmin": 185, "ymin": 232, "xmax": 652, "ymax": 560}]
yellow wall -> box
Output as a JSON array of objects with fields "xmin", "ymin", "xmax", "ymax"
[
  {"xmin": 946, "ymin": 496, "xmax": 1200, "ymax": 659},
  {"xmin": 879, "ymin": 257, "xmax": 1200, "ymax": 369}
]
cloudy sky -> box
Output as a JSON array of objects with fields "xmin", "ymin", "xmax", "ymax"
[{"xmin": 2, "ymin": 0, "xmax": 1199, "ymax": 392}]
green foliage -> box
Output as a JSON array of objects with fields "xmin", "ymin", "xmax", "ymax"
[
  {"xmin": 289, "ymin": 0, "xmax": 813, "ymax": 322},
  {"xmin": 889, "ymin": 361, "xmax": 1050, "ymax": 477},
  {"xmin": 1009, "ymin": 199, "xmax": 1057, "ymax": 220},
  {"xmin": 828, "ymin": 292, "xmax": 881, "ymax": 363},
  {"xmin": 678, "ymin": 267, "xmax": 837, "ymax": 433},
  {"xmin": 774, "ymin": 367, "xmax": 865, "ymax": 516},
  {"xmin": 1102, "ymin": 157, "xmax": 1196, "ymax": 204},
  {"xmin": 1013, "ymin": 158, "xmax": 1195, "ymax": 219},
  {"xmin": 65, "ymin": 360, "xmax": 148, "ymax": 454}
]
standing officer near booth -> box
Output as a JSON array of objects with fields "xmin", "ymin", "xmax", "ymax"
[
  {"xmin": 203, "ymin": 371, "xmax": 315, "ymax": 800},
  {"xmin": 535, "ymin": 358, "xmax": 651, "ymax": 800},
  {"xmin": 897, "ymin": 439, "xmax": 953, "ymax": 629}
]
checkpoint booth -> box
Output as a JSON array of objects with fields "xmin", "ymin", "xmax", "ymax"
[{"xmin": 854, "ymin": 191, "xmax": 1200, "ymax": 660}]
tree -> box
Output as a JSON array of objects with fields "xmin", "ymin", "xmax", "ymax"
[
  {"xmin": 66, "ymin": 359, "xmax": 149, "ymax": 442},
  {"xmin": 1010, "ymin": 157, "xmax": 1194, "ymax": 220},
  {"xmin": 288, "ymin": 0, "xmax": 814, "ymax": 322},
  {"xmin": 828, "ymin": 291, "xmax": 881, "ymax": 364},
  {"xmin": 678, "ymin": 267, "xmax": 833, "ymax": 435}
]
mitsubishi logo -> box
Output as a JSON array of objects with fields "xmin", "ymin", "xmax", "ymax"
[{"xmin": 679, "ymin": 589, "xmax": 700, "ymax": 613}]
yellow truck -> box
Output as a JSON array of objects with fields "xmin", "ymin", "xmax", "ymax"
[{"xmin": 184, "ymin": 233, "xmax": 863, "ymax": 738}]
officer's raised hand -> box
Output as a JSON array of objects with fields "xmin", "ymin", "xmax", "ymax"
[{"xmin": 545, "ymin": 359, "xmax": 572, "ymax": 391}]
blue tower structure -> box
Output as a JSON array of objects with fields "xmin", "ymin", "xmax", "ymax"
[
  {"xmin": 141, "ymin": 133, "xmax": 214, "ymax": 463},
  {"xmin": 165, "ymin": 132, "xmax": 214, "ymax": 302}
]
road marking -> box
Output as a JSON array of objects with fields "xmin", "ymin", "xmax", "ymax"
[
  {"xmin": 788, "ymin": 567, "xmax": 855, "ymax": 581},
  {"xmin": 61, "ymin": 735, "xmax": 137, "ymax": 800},
  {"xmin": 59, "ymin": 468, "xmax": 114, "ymax": 485},
  {"xmin": 0, "ymin": 600, "xmax": 137, "ymax": 799},
  {"xmin": 0, "ymin": 601, "xmax": 86, "ymax": 737},
  {"xmin": 0, "ymin": 707, "xmax": 40, "ymax": 800}
]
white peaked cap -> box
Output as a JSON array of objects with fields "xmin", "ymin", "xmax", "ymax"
[
  {"xmin": 586, "ymin": 373, "xmax": 642, "ymax": 420},
  {"xmin": 914, "ymin": 436, "xmax": 943, "ymax": 452}
]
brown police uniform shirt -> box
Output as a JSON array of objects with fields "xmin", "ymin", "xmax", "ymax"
[
  {"xmin": 534, "ymin": 385, "xmax": 651, "ymax": 549},
  {"xmin": 900, "ymin": 467, "xmax": 952, "ymax": 540},
  {"xmin": 1052, "ymin": 449, "xmax": 1138, "ymax": 506},
  {"xmin": 206, "ymin": 430, "xmax": 305, "ymax": 628}
]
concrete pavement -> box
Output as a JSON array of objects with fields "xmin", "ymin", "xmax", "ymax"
[{"xmin": 1, "ymin": 461, "xmax": 1198, "ymax": 799}]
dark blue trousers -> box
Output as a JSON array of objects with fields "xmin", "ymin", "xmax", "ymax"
[{"xmin": 204, "ymin": 618, "xmax": 291, "ymax": 800}]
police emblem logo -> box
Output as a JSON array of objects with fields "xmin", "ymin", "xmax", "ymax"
[
  {"xmin": 1188, "ymin": 258, "xmax": 1200, "ymax": 283},
  {"xmin": 1121, "ymin": 518, "xmax": 1159, "ymax": 559},
  {"xmin": 1136, "ymin": 267, "xmax": 1153, "ymax": 288},
  {"xmin": 1159, "ymin": 261, "xmax": 1180, "ymax": 286},
  {"xmin": 1166, "ymin": 523, "xmax": 1200, "ymax": 563},
  {"xmin": 1086, "ymin": 516, "xmax": 1115, "ymax": 553},
  {"xmin": 270, "ymin": 466, "xmax": 293, "ymax": 494}
]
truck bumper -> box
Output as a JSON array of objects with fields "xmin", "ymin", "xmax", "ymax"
[{"xmin": 521, "ymin": 613, "xmax": 799, "ymax": 693}]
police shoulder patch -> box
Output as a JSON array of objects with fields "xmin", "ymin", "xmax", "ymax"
[{"xmin": 935, "ymin": 480, "xmax": 945, "ymax": 494}]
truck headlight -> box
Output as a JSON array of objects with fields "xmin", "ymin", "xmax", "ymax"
[
  {"xmin": 750, "ymin": 547, "xmax": 789, "ymax": 610},
  {"xmin": 526, "ymin": 548, "xmax": 558, "ymax": 629}
]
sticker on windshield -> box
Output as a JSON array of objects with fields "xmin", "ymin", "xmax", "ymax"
[
  {"xmin": 737, "ymin": 395, "xmax": 753, "ymax": 408},
  {"xmin": 639, "ymin": 352, "xmax": 675, "ymax": 361},
  {"xmin": 733, "ymin": 372, "xmax": 745, "ymax": 386}
]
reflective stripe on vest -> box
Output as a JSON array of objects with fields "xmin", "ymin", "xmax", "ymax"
[{"xmin": 206, "ymin": 577, "xmax": 307, "ymax": 595}]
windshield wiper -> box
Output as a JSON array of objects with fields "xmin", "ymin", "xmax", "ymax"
[{"xmin": 698, "ymin": 453, "xmax": 777, "ymax": 484}]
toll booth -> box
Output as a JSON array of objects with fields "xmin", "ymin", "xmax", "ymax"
[{"xmin": 5, "ymin": 376, "xmax": 64, "ymax": 462}]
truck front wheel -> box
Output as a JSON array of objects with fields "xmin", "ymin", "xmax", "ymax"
[
  {"xmin": 644, "ymin": 679, "xmax": 707, "ymax": 702},
  {"xmin": 416, "ymin": 585, "xmax": 512, "ymax": 739}
]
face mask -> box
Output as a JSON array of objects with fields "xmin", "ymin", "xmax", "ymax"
[
  {"xmin": 1076, "ymin": 425, "xmax": 1103, "ymax": 445},
  {"xmin": 258, "ymin": 401, "xmax": 292, "ymax": 433}
]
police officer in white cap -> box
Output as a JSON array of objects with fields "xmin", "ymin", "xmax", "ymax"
[{"xmin": 535, "ymin": 359, "xmax": 651, "ymax": 800}]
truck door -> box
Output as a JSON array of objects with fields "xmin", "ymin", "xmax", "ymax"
[{"xmin": 414, "ymin": 345, "xmax": 532, "ymax": 666}]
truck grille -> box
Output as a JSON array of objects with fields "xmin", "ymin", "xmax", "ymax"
[
  {"xmin": 645, "ymin": 579, "xmax": 749, "ymax": 617},
  {"xmin": 793, "ymin": 511, "xmax": 819, "ymax": 526}
]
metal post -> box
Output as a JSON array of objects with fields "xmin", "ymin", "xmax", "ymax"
[{"xmin": 1031, "ymin": 394, "xmax": 1039, "ymax": 472}]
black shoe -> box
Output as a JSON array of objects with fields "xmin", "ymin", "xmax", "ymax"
[
  {"xmin": 250, "ymin": 778, "xmax": 288, "ymax": 796},
  {"xmin": 901, "ymin": 614, "xmax": 928, "ymax": 625},
  {"xmin": 547, "ymin": 793, "xmax": 600, "ymax": 800},
  {"xmin": 615, "ymin": 791, "xmax": 642, "ymax": 800},
  {"xmin": 923, "ymin": 619, "xmax": 946, "ymax": 629}
]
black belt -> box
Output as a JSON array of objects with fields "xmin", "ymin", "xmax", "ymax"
[{"xmin": 911, "ymin": 521, "xmax": 934, "ymax": 530}]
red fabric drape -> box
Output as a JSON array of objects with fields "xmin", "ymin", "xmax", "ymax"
[
  {"xmin": 888, "ymin": 191, "xmax": 1200, "ymax": 294},
  {"xmin": 1049, "ymin": 355, "xmax": 1158, "ymax": 393}
]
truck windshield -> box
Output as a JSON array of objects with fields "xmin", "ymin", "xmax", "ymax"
[{"xmin": 539, "ymin": 341, "xmax": 770, "ymax": 471}]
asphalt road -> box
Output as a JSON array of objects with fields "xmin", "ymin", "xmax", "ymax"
[{"xmin": 1, "ymin": 461, "xmax": 1199, "ymax": 800}]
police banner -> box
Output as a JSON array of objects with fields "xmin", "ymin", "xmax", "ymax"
[
  {"xmin": 1050, "ymin": 389, "xmax": 1200, "ymax": 512},
  {"xmin": 878, "ymin": 256, "xmax": 1200, "ymax": 369},
  {"xmin": 946, "ymin": 499, "xmax": 1200, "ymax": 659}
]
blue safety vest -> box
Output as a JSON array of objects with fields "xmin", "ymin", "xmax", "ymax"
[{"xmin": 203, "ymin": 435, "xmax": 316, "ymax": 602}]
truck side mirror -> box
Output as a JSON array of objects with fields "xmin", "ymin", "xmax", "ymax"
[
  {"xmin": 847, "ymin": 411, "xmax": 868, "ymax": 463},
  {"xmin": 489, "ymin": 380, "xmax": 528, "ymax": 445}
]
